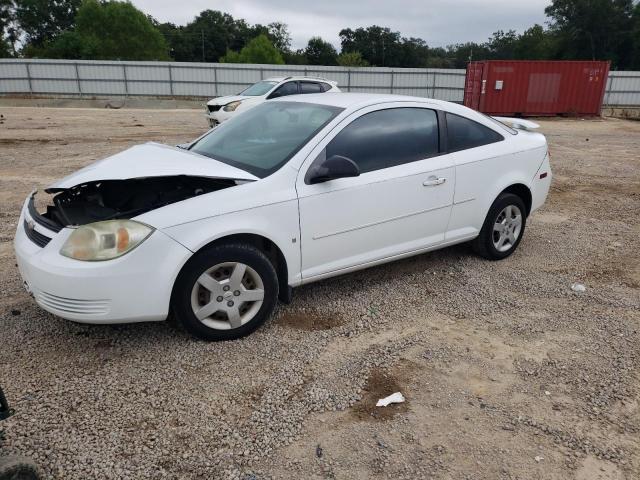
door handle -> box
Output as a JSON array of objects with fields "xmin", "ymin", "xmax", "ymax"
[{"xmin": 423, "ymin": 176, "xmax": 446, "ymax": 187}]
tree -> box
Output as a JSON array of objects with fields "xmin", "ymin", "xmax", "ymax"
[
  {"xmin": 514, "ymin": 24, "xmax": 555, "ymax": 60},
  {"xmin": 16, "ymin": 0, "xmax": 80, "ymax": 48},
  {"xmin": 545, "ymin": 0, "xmax": 635, "ymax": 68},
  {"xmin": 485, "ymin": 30, "xmax": 519, "ymax": 59},
  {"xmin": 337, "ymin": 51, "xmax": 368, "ymax": 67},
  {"xmin": 39, "ymin": 0, "xmax": 169, "ymax": 60},
  {"xmin": 0, "ymin": 0, "xmax": 16, "ymax": 56},
  {"xmin": 340, "ymin": 26, "xmax": 402, "ymax": 66},
  {"xmin": 633, "ymin": 2, "xmax": 640, "ymax": 69},
  {"xmin": 162, "ymin": 10, "xmax": 257, "ymax": 62},
  {"xmin": 220, "ymin": 34, "xmax": 284, "ymax": 64},
  {"xmin": 303, "ymin": 36, "xmax": 337, "ymax": 65},
  {"xmin": 267, "ymin": 21, "xmax": 291, "ymax": 54}
]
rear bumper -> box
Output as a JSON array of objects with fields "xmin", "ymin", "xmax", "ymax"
[
  {"xmin": 531, "ymin": 153, "xmax": 552, "ymax": 213},
  {"xmin": 14, "ymin": 199, "xmax": 192, "ymax": 324}
]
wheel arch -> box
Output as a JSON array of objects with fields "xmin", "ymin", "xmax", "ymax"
[
  {"xmin": 178, "ymin": 232, "xmax": 292, "ymax": 304},
  {"xmin": 500, "ymin": 183, "xmax": 532, "ymax": 216}
]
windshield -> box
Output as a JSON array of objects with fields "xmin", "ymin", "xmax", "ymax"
[
  {"xmin": 190, "ymin": 101, "xmax": 343, "ymax": 178},
  {"xmin": 238, "ymin": 81, "xmax": 278, "ymax": 96}
]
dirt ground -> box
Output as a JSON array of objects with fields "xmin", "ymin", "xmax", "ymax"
[{"xmin": 0, "ymin": 107, "xmax": 638, "ymax": 480}]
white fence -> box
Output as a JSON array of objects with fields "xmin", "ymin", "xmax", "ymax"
[{"xmin": 0, "ymin": 59, "xmax": 639, "ymax": 106}]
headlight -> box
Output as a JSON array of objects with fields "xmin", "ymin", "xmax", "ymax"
[
  {"xmin": 223, "ymin": 100, "xmax": 242, "ymax": 112},
  {"xmin": 60, "ymin": 220, "xmax": 154, "ymax": 261}
]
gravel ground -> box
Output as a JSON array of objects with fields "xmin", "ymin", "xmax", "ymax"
[{"xmin": 0, "ymin": 107, "xmax": 639, "ymax": 480}]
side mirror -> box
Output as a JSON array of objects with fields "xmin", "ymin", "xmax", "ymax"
[{"xmin": 306, "ymin": 154, "xmax": 360, "ymax": 185}]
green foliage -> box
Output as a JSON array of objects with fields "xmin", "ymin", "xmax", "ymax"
[
  {"xmin": 161, "ymin": 10, "xmax": 259, "ymax": 62},
  {"xmin": 220, "ymin": 34, "xmax": 284, "ymax": 64},
  {"xmin": 15, "ymin": 0, "xmax": 80, "ymax": 47},
  {"xmin": 0, "ymin": 0, "xmax": 17, "ymax": 56},
  {"xmin": 337, "ymin": 51, "xmax": 368, "ymax": 67},
  {"xmin": 5, "ymin": 0, "xmax": 640, "ymax": 69},
  {"xmin": 267, "ymin": 22, "xmax": 291, "ymax": 54},
  {"xmin": 304, "ymin": 36, "xmax": 337, "ymax": 65},
  {"xmin": 545, "ymin": 0, "xmax": 635, "ymax": 68},
  {"xmin": 36, "ymin": 0, "xmax": 169, "ymax": 60}
]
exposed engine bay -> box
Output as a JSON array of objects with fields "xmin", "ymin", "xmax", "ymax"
[{"xmin": 39, "ymin": 176, "xmax": 236, "ymax": 227}]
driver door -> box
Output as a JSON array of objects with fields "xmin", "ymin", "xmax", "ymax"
[{"xmin": 296, "ymin": 104, "xmax": 455, "ymax": 281}]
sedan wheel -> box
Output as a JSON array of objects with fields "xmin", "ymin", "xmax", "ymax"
[
  {"xmin": 472, "ymin": 192, "xmax": 527, "ymax": 260},
  {"xmin": 492, "ymin": 205, "xmax": 523, "ymax": 252},
  {"xmin": 173, "ymin": 243, "xmax": 278, "ymax": 341},
  {"xmin": 190, "ymin": 262, "xmax": 265, "ymax": 330}
]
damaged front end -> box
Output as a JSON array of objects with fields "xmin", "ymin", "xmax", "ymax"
[{"xmin": 35, "ymin": 175, "xmax": 237, "ymax": 230}]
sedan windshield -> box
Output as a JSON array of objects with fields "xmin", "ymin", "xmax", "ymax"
[
  {"xmin": 190, "ymin": 102, "xmax": 343, "ymax": 178},
  {"xmin": 238, "ymin": 81, "xmax": 278, "ymax": 96}
]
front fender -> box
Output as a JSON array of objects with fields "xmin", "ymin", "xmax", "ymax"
[{"xmin": 160, "ymin": 199, "xmax": 302, "ymax": 286}]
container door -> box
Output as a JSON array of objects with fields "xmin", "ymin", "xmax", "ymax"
[{"xmin": 464, "ymin": 63, "xmax": 484, "ymax": 110}]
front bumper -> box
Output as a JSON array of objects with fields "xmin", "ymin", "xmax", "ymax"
[
  {"xmin": 14, "ymin": 198, "xmax": 193, "ymax": 324},
  {"xmin": 204, "ymin": 108, "xmax": 233, "ymax": 127}
]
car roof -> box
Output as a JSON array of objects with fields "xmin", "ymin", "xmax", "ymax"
[
  {"xmin": 273, "ymin": 92, "xmax": 447, "ymax": 110},
  {"xmin": 264, "ymin": 76, "xmax": 335, "ymax": 83},
  {"xmin": 274, "ymin": 93, "xmax": 502, "ymax": 128}
]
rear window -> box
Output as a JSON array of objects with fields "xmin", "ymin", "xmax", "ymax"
[{"xmin": 300, "ymin": 82, "xmax": 323, "ymax": 94}]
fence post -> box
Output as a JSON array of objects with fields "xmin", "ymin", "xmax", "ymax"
[
  {"xmin": 25, "ymin": 62, "xmax": 33, "ymax": 96},
  {"xmin": 74, "ymin": 62, "xmax": 82, "ymax": 97},
  {"xmin": 431, "ymin": 72, "xmax": 437, "ymax": 99},
  {"xmin": 213, "ymin": 64, "xmax": 218, "ymax": 97},
  {"xmin": 604, "ymin": 74, "xmax": 613, "ymax": 107},
  {"xmin": 260, "ymin": 67, "xmax": 264, "ymax": 80},
  {"xmin": 122, "ymin": 64, "xmax": 128, "ymax": 97},
  {"xmin": 347, "ymin": 69, "xmax": 351, "ymax": 92},
  {"xmin": 168, "ymin": 64, "xmax": 174, "ymax": 96},
  {"xmin": 390, "ymin": 70, "xmax": 394, "ymax": 94}
]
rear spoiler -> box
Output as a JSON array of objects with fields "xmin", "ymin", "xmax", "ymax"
[{"xmin": 493, "ymin": 117, "xmax": 540, "ymax": 131}]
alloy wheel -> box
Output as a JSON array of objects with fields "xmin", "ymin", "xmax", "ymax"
[
  {"xmin": 190, "ymin": 262, "xmax": 265, "ymax": 330},
  {"xmin": 492, "ymin": 205, "xmax": 523, "ymax": 253}
]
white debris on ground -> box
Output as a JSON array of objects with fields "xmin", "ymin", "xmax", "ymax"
[
  {"xmin": 571, "ymin": 282, "xmax": 587, "ymax": 293},
  {"xmin": 376, "ymin": 392, "xmax": 406, "ymax": 407}
]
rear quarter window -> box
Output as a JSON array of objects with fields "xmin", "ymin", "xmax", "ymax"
[{"xmin": 446, "ymin": 112, "xmax": 503, "ymax": 152}]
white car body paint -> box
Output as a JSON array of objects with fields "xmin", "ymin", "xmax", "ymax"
[
  {"xmin": 48, "ymin": 143, "xmax": 257, "ymax": 189},
  {"xmin": 15, "ymin": 93, "xmax": 551, "ymax": 325}
]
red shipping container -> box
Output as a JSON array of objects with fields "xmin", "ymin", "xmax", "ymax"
[{"xmin": 463, "ymin": 60, "xmax": 610, "ymax": 117}]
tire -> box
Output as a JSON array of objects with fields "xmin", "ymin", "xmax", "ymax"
[
  {"xmin": 171, "ymin": 243, "xmax": 278, "ymax": 341},
  {"xmin": 0, "ymin": 456, "xmax": 41, "ymax": 480},
  {"xmin": 472, "ymin": 193, "xmax": 527, "ymax": 260}
]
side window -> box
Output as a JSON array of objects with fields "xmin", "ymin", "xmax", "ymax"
[
  {"xmin": 446, "ymin": 113, "xmax": 503, "ymax": 152},
  {"xmin": 300, "ymin": 82, "xmax": 323, "ymax": 94},
  {"xmin": 326, "ymin": 108, "xmax": 439, "ymax": 174},
  {"xmin": 319, "ymin": 82, "xmax": 332, "ymax": 92},
  {"xmin": 269, "ymin": 81, "xmax": 299, "ymax": 99}
]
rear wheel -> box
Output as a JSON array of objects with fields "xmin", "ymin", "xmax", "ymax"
[
  {"xmin": 172, "ymin": 243, "xmax": 278, "ymax": 341},
  {"xmin": 472, "ymin": 193, "xmax": 526, "ymax": 260}
]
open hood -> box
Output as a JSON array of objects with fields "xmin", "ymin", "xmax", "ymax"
[{"xmin": 46, "ymin": 142, "xmax": 257, "ymax": 191}]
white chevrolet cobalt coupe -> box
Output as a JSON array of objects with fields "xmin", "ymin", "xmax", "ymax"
[{"xmin": 15, "ymin": 94, "xmax": 551, "ymax": 340}]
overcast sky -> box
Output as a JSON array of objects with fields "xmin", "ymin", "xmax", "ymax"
[{"xmin": 130, "ymin": 0, "xmax": 552, "ymax": 50}]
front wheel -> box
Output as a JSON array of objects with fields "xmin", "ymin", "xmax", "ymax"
[
  {"xmin": 172, "ymin": 243, "xmax": 278, "ymax": 341},
  {"xmin": 472, "ymin": 193, "xmax": 527, "ymax": 260}
]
